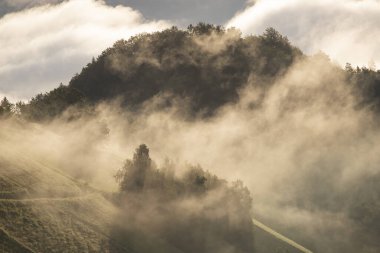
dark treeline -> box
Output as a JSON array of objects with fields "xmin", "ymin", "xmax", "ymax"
[
  {"xmin": 2, "ymin": 23, "xmax": 380, "ymax": 121},
  {"xmin": 3, "ymin": 24, "xmax": 303, "ymax": 120},
  {"xmin": 112, "ymin": 144, "xmax": 254, "ymax": 253}
]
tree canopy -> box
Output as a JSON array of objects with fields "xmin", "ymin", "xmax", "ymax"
[
  {"xmin": 16, "ymin": 24, "xmax": 302, "ymax": 120},
  {"xmin": 114, "ymin": 144, "xmax": 254, "ymax": 253},
  {"xmin": 3, "ymin": 23, "xmax": 380, "ymax": 121}
]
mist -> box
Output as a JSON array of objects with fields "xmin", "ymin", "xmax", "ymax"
[
  {"xmin": 1, "ymin": 21, "xmax": 380, "ymax": 253},
  {"xmin": 1, "ymin": 43, "xmax": 379, "ymax": 252}
]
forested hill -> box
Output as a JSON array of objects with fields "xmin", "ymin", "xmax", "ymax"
[
  {"xmin": 2, "ymin": 23, "xmax": 380, "ymax": 120},
  {"xmin": 10, "ymin": 24, "xmax": 302, "ymax": 120},
  {"xmin": 68, "ymin": 25, "xmax": 301, "ymax": 111}
]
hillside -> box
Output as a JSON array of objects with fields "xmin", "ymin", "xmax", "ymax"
[
  {"xmin": 0, "ymin": 144, "xmax": 114, "ymax": 252},
  {"xmin": 0, "ymin": 141, "xmax": 186, "ymax": 253}
]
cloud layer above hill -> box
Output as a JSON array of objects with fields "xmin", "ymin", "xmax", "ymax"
[
  {"xmin": 227, "ymin": 0, "xmax": 380, "ymax": 68},
  {"xmin": 0, "ymin": 0, "xmax": 170, "ymax": 101}
]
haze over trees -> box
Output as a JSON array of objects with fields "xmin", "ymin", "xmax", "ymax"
[
  {"xmin": 8, "ymin": 24, "xmax": 304, "ymax": 120},
  {"xmin": 2, "ymin": 24, "xmax": 379, "ymax": 122},
  {"xmin": 114, "ymin": 144, "xmax": 254, "ymax": 253},
  {"xmin": 0, "ymin": 97, "xmax": 13, "ymax": 118},
  {"xmin": 1, "ymin": 23, "xmax": 380, "ymax": 253}
]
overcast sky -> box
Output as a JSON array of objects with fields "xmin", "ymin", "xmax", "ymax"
[{"xmin": 1, "ymin": 0, "xmax": 380, "ymax": 101}]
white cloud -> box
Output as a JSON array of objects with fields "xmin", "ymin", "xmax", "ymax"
[
  {"xmin": 0, "ymin": 0, "xmax": 170, "ymax": 101},
  {"xmin": 227, "ymin": 0, "xmax": 380, "ymax": 68}
]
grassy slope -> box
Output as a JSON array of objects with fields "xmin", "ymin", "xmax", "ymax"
[
  {"xmin": 0, "ymin": 146, "xmax": 184, "ymax": 253},
  {"xmin": 0, "ymin": 228, "xmax": 34, "ymax": 253}
]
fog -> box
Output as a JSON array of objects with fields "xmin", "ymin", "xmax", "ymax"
[{"xmin": 1, "ymin": 49, "xmax": 380, "ymax": 252}]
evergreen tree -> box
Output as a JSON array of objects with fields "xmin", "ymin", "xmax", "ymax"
[{"xmin": 0, "ymin": 97, "xmax": 13, "ymax": 117}]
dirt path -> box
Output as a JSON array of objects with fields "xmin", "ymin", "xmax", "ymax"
[{"xmin": 252, "ymin": 218, "xmax": 314, "ymax": 253}]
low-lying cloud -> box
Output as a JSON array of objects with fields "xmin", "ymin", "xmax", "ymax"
[
  {"xmin": 227, "ymin": 0, "xmax": 380, "ymax": 68},
  {"xmin": 2, "ymin": 53, "xmax": 380, "ymax": 252},
  {"xmin": 0, "ymin": 0, "xmax": 170, "ymax": 101}
]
